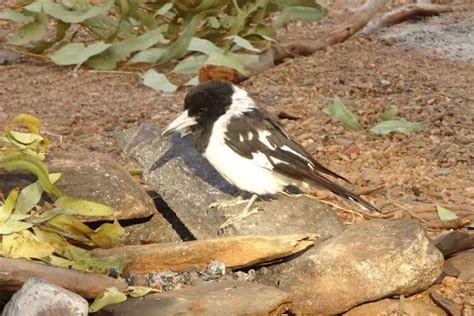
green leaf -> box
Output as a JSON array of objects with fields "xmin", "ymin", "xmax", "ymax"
[
  {"xmin": 275, "ymin": 6, "xmax": 325, "ymax": 27},
  {"xmin": 7, "ymin": 131, "xmax": 43, "ymax": 145},
  {"xmin": 229, "ymin": 35, "xmax": 261, "ymax": 53},
  {"xmin": 157, "ymin": 11, "xmax": 213, "ymax": 65},
  {"xmin": 15, "ymin": 181, "xmax": 42, "ymax": 214},
  {"xmin": 324, "ymin": 97, "xmax": 361, "ymax": 131},
  {"xmin": 143, "ymin": 69, "xmax": 177, "ymax": 93},
  {"xmin": 25, "ymin": 0, "xmax": 114, "ymax": 23},
  {"xmin": 50, "ymin": 42, "xmax": 111, "ymax": 66},
  {"xmin": 0, "ymin": 188, "xmax": 20, "ymax": 223},
  {"xmin": 10, "ymin": 12, "xmax": 48, "ymax": 45},
  {"xmin": 18, "ymin": 167, "xmax": 60, "ymax": 215},
  {"xmin": 205, "ymin": 52, "xmax": 250, "ymax": 76},
  {"xmin": 127, "ymin": 286, "xmax": 160, "ymax": 298},
  {"xmin": 55, "ymin": 196, "xmax": 114, "ymax": 217},
  {"xmin": 185, "ymin": 76, "xmax": 199, "ymax": 86},
  {"xmin": 89, "ymin": 287, "xmax": 127, "ymax": 313},
  {"xmin": 87, "ymin": 26, "xmax": 168, "ymax": 70},
  {"xmin": 173, "ymin": 54, "xmax": 208, "ymax": 74},
  {"xmin": 381, "ymin": 106, "xmax": 398, "ymax": 121},
  {"xmin": 128, "ymin": 48, "xmax": 165, "ymax": 64},
  {"xmin": 188, "ymin": 37, "xmax": 223, "ymax": 55},
  {"xmin": 0, "ymin": 152, "xmax": 62, "ymax": 199},
  {"xmin": 0, "ymin": 219, "xmax": 33, "ymax": 234},
  {"xmin": 370, "ymin": 120, "xmax": 424, "ymax": 136},
  {"xmin": 437, "ymin": 205, "xmax": 458, "ymax": 221},
  {"xmin": 0, "ymin": 9, "xmax": 34, "ymax": 23}
]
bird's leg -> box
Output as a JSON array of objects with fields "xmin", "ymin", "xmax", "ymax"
[
  {"xmin": 209, "ymin": 195, "xmax": 248, "ymax": 210},
  {"xmin": 219, "ymin": 194, "xmax": 261, "ymax": 230}
]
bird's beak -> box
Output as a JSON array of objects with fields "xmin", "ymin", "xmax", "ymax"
[{"xmin": 161, "ymin": 110, "xmax": 197, "ymax": 137}]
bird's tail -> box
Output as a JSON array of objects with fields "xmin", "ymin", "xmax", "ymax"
[{"xmin": 309, "ymin": 174, "xmax": 381, "ymax": 213}]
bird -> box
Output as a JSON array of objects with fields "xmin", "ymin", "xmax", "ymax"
[{"xmin": 162, "ymin": 79, "xmax": 380, "ymax": 228}]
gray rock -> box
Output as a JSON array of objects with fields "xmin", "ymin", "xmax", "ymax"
[
  {"xmin": 0, "ymin": 50, "xmax": 21, "ymax": 65},
  {"xmin": 257, "ymin": 219, "xmax": 444, "ymax": 315},
  {"xmin": 345, "ymin": 299, "xmax": 446, "ymax": 316},
  {"xmin": 2, "ymin": 278, "xmax": 88, "ymax": 316},
  {"xmin": 95, "ymin": 281, "xmax": 293, "ymax": 316},
  {"xmin": 48, "ymin": 152, "xmax": 157, "ymax": 222},
  {"xmin": 114, "ymin": 124, "xmax": 344, "ymax": 239}
]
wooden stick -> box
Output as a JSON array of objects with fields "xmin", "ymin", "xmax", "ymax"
[
  {"xmin": 424, "ymin": 218, "xmax": 470, "ymax": 230},
  {"xmin": 362, "ymin": 3, "xmax": 474, "ymax": 35},
  {"xmin": 93, "ymin": 234, "xmax": 317, "ymax": 273},
  {"xmin": 0, "ymin": 257, "xmax": 127, "ymax": 298}
]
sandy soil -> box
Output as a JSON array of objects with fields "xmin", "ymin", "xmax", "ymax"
[{"xmin": 1, "ymin": 2, "xmax": 473, "ymax": 220}]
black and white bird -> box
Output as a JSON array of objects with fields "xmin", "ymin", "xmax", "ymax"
[{"xmin": 162, "ymin": 80, "xmax": 380, "ymax": 226}]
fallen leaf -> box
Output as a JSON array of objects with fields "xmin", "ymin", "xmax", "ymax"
[
  {"xmin": 0, "ymin": 188, "xmax": 19, "ymax": 222},
  {"xmin": 324, "ymin": 97, "xmax": 361, "ymax": 131},
  {"xmin": 437, "ymin": 205, "xmax": 458, "ymax": 221},
  {"xmin": 55, "ymin": 196, "xmax": 114, "ymax": 217},
  {"xmin": 127, "ymin": 286, "xmax": 160, "ymax": 297},
  {"xmin": 89, "ymin": 287, "xmax": 127, "ymax": 313},
  {"xmin": 89, "ymin": 221, "xmax": 124, "ymax": 248},
  {"xmin": 143, "ymin": 69, "xmax": 177, "ymax": 93},
  {"xmin": 0, "ymin": 219, "xmax": 33, "ymax": 234},
  {"xmin": 370, "ymin": 120, "xmax": 423, "ymax": 136}
]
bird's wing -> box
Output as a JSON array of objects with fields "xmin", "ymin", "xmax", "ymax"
[
  {"xmin": 224, "ymin": 108, "xmax": 349, "ymax": 182},
  {"xmin": 224, "ymin": 108, "xmax": 380, "ymax": 213}
]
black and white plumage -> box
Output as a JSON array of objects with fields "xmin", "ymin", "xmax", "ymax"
[{"xmin": 162, "ymin": 80, "xmax": 380, "ymax": 214}]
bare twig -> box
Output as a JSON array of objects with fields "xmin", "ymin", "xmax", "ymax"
[
  {"xmin": 93, "ymin": 234, "xmax": 317, "ymax": 273},
  {"xmin": 362, "ymin": 3, "xmax": 474, "ymax": 35}
]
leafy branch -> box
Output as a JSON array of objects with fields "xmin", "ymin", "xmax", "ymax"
[{"xmin": 0, "ymin": 0, "xmax": 327, "ymax": 91}]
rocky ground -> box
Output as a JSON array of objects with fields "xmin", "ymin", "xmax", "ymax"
[{"xmin": 1, "ymin": 0, "xmax": 473, "ymax": 315}]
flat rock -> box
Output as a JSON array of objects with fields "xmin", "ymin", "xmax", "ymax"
[
  {"xmin": 114, "ymin": 124, "xmax": 344, "ymax": 239},
  {"xmin": 444, "ymin": 249, "xmax": 474, "ymax": 282},
  {"xmin": 345, "ymin": 299, "xmax": 446, "ymax": 316},
  {"xmin": 95, "ymin": 281, "xmax": 293, "ymax": 316},
  {"xmin": 257, "ymin": 219, "xmax": 444, "ymax": 315},
  {"xmin": 3, "ymin": 277, "xmax": 88, "ymax": 316},
  {"xmin": 48, "ymin": 152, "xmax": 156, "ymax": 222}
]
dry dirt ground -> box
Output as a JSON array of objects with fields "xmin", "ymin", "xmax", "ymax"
[{"xmin": 1, "ymin": 2, "xmax": 473, "ymax": 222}]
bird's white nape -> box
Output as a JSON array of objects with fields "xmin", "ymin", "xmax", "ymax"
[{"xmin": 229, "ymin": 85, "xmax": 256, "ymax": 115}]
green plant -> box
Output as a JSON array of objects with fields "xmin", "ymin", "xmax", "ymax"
[
  {"xmin": 0, "ymin": 114, "xmax": 128, "ymax": 275},
  {"xmin": 0, "ymin": 0, "xmax": 326, "ymax": 91}
]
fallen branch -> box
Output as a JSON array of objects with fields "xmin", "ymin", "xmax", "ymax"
[
  {"xmin": 0, "ymin": 257, "xmax": 127, "ymax": 298},
  {"xmin": 362, "ymin": 3, "xmax": 474, "ymax": 35},
  {"xmin": 424, "ymin": 218, "xmax": 471, "ymax": 230},
  {"xmin": 93, "ymin": 234, "xmax": 317, "ymax": 273}
]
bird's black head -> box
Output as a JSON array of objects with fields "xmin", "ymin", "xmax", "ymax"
[
  {"xmin": 162, "ymin": 80, "xmax": 235, "ymax": 137},
  {"xmin": 184, "ymin": 80, "xmax": 234, "ymax": 128}
]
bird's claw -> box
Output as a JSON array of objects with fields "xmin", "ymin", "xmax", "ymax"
[
  {"xmin": 219, "ymin": 206, "xmax": 263, "ymax": 231},
  {"xmin": 209, "ymin": 196, "xmax": 247, "ymax": 210}
]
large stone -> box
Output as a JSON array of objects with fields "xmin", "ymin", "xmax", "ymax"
[
  {"xmin": 345, "ymin": 299, "xmax": 446, "ymax": 316},
  {"xmin": 3, "ymin": 278, "xmax": 88, "ymax": 316},
  {"xmin": 257, "ymin": 219, "xmax": 444, "ymax": 315},
  {"xmin": 114, "ymin": 124, "xmax": 344, "ymax": 240},
  {"xmin": 444, "ymin": 249, "xmax": 474, "ymax": 282},
  {"xmin": 48, "ymin": 152, "xmax": 156, "ymax": 221},
  {"xmin": 95, "ymin": 281, "xmax": 293, "ymax": 316}
]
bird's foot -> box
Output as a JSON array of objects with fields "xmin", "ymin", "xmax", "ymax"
[
  {"xmin": 209, "ymin": 196, "xmax": 248, "ymax": 210},
  {"xmin": 218, "ymin": 194, "xmax": 261, "ymax": 231},
  {"xmin": 219, "ymin": 206, "xmax": 263, "ymax": 231}
]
